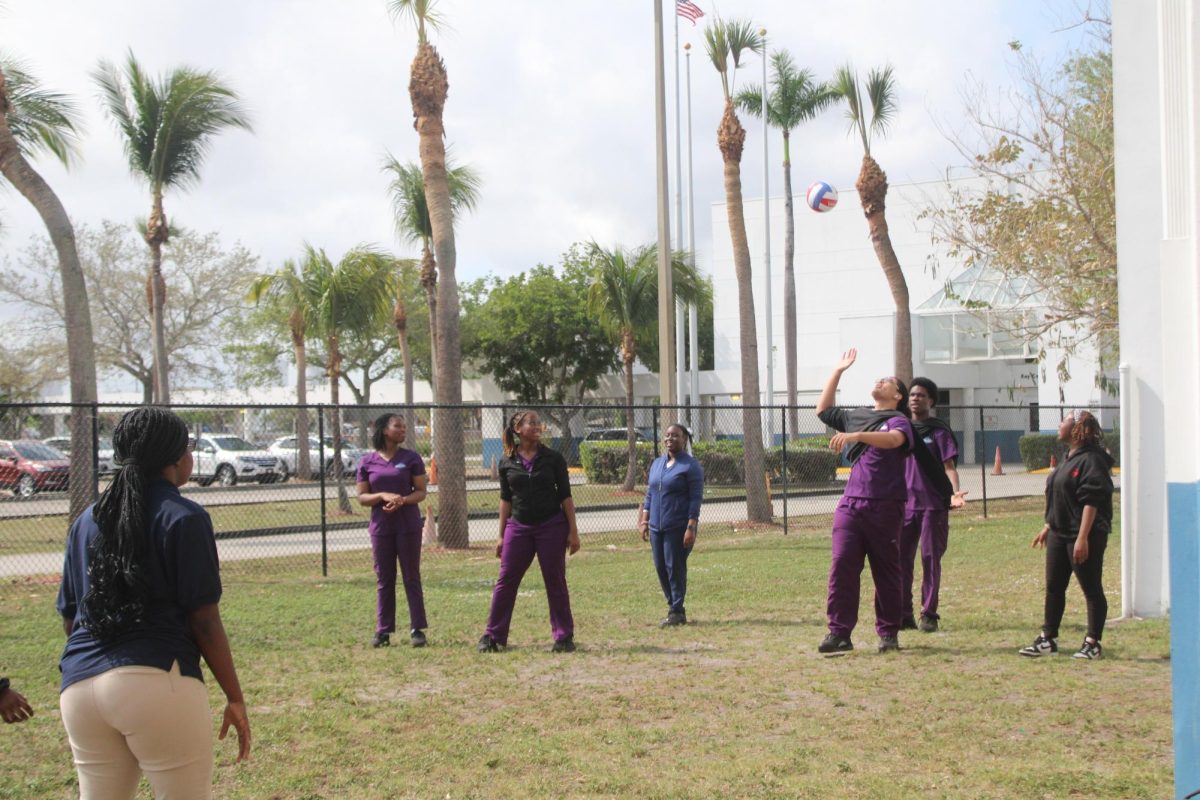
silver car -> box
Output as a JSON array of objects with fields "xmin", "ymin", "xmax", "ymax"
[
  {"xmin": 267, "ymin": 436, "xmax": 363, "ymax": 478},
  {"xmin": 42, "ymin": 436, "xmax": 116, "ymax": 474}
]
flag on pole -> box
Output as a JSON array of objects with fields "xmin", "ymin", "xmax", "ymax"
[{"xmin": 676, "ymin": 0, "xmax": 704, "ymax": 25}]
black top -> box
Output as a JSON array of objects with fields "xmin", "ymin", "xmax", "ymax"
[
  {"xmin": 57, "ymin": 479, "xmax": 223, "ymax": 691},
  {"xmin": 1044, "ymin": 444, "xmax": 1115, "ymax": 536},
  {"xmin": 498, "ymin": 446, "xmax": 572, "ymax": 525}
]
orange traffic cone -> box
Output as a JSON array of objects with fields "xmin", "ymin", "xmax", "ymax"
[
  {"xmin": 422, "ymin": 512, "xmax": 437, "ymax": 546},
  {"xmin": 992, "ymin": 446, "xmax": 1004, "ymax": 476},
  {"xmin": 429, "ymin": 455, "xmax": 438, "ymax": 485},
  {"xmin": 1049, "ymin": 453, "xmax": 1058, "ymax": 471}
]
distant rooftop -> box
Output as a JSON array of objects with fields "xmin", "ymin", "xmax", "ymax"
[{"xmin": 917, "ymin": 261, "xmax": 1044, "ymax": 312}]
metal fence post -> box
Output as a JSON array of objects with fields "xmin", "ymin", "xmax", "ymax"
[
  {"xmin": 979, "ymin": 406, "xmax": 988, "ymax": 519},
  {"xmin": 781, "ymin": 405, "xmax": 788, "ymax": 536},
  {"xmin": 318, "ymin": 405, "xmax": 328, "ymax": 577},
  {"xmin": 90, "ymin": 402, "xmax": 100, "ymax": 502}
]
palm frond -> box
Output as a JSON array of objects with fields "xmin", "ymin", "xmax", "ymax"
[
  {"xmin": 388, "ymin": 0, "xmax": 445, "ymax": 44},
  {"xmin": 733, "ymin": 84, "xmax": 764, "ymax": 120},
  {"xmin": 702, "ymin": 20, "xmax": 731, "ymax": 99},
  {"xmin": 865, "ymin": 64, "xmax": 898, "ymax": 140},
  {"xmin": 832, "ymin": 64, "xmax": 870, "ymax": 154},
  {"xmin": 0, "ymin": 53, "xmax": 83, "ymax": 166},
  {"xmin": 382, "ymin": 153, "xmax": 481, "ymax": 246}
]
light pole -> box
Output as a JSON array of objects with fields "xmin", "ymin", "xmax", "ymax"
[
  {"xmin": 760, "ymin": 28, "xmax": 773, "ymax": 446},
  {"xmin": 686, "ymin": 42, "xmax": 699, "ymax": 428},
  {"xmin": 653, "ymin": 0, "xmax": 676, "ymax": 418}
]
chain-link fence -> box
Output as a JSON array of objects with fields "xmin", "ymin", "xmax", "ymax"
[{"xmin": 0, "ymin": 401, "xmax": 1119, "ymax": 589}]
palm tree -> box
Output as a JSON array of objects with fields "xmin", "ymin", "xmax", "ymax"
[
  {"xmin": 833, "ymin": 64, "xmax": 911, "ymax": 384},
  {"xmin": 93, "ymin": 51, "xmax": 251, "ymax": 403},
  {"xmin": 382, "ymin": 154, "xmax": 481, "ymax": 403},
  {"xmin": 390, "ymin": 0, "xmax": 470, "ymax": 547},
  {"xmin": 586, "ymin": 243, "xmax": 709, "ymax": 491},
  {"xmin": 703, "ymin": 17, "xmax": 771, "ymax": 523},
  {"xmin": 391, "ymin": 260, "xmax": 416, "ymax": 449},
  {"xmin": 0, "ymin": 55, "xmax": 98, "ymax": 522},
  {"xmin": 302, "ymin": 244, "xmax": 397, "ymax": 513},
  {"xmin": 247, "ymin": 260, "xmax": 316, "ymax": 479},
  {"xmin": 736, "ymin": 52, "xmax": 837, "ymax": 437}
]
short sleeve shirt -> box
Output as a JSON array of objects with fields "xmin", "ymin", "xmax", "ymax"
[
  {"xmin": 56, "ymin": 479, "xmax": 222, "ymax": 691},
  {"xmin": 820, "ymin": 407, "xmax": 915, "ymax": 501},
  {"xmin": 356, "ymin": 449, "xmax": 426, "ymax": 534},
  {"xmin": 905, "ymin": 425, "xmax": 959, "ymax": 511}
]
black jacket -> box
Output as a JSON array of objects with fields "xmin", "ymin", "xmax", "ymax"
[
  {"xmin": 1044, "ymin": 444, "xmax": 1115, "ymax": 536},
  {"xmin": 498, "ymin": 446, "xmax": 572, "ymax": 525}
]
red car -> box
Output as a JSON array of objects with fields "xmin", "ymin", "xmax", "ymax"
[{"xmin": 0, "ymin": 440, "xmax": 70, "ymax": 498}]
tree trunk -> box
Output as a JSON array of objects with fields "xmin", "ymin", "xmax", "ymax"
[
  {"xmin": 419, "ymin": 243, "xmax": 438, "ymax": 402},
  {"xmin": 855, "ymin": 154, "xmax": 912, "ymax": 384},
  {"xmin": 293, "ymin": 329, "xmax": 312, "ymax": 480},
  {"xmin": 0, "ymin": 69, "xmax": 98, "ymax": 523},
  {"xmin": 781, "ymin": 131, "xmax": 800, "ymax": 438},
  {"xmin": 327, "ymin": 336, "xmax": 351, "ymax": 513},
  {"xmin": 621, "ymin": 339, "xmax": 637, "ymax": 492},
  {"xmin": 411, "ymin": 41, "xmax": 467, "ymax": 547},
  {"xmin": 394, "ymin": 296, "xmax": 416, "ymax": 450},
  {"xmin": 718, "ymin": 101, "xmax": 772, "ymax": 523},
  {"xmin": 140, "ymin": 378, "xmax": 153, "ymax": 405},
  {"xmin": 145, "ymin": 191, "xmax": 171, "ymax": 403}
]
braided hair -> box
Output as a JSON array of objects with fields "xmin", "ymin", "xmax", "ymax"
[
  {"xmin": 503, "ymin": 410, "xmax": 537, "ymax": 458},
  {"xmin": 82, "ymin": 407, "xmax": 190, "ymax": 640},
  {"xmin": 1068, "ymin": 409, "xmax": 1103, "ymax": 449}
]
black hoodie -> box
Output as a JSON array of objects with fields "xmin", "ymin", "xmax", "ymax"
[{"xmin": 1044, "ymin": 443, "xmax": 1116, "ymax": 536}]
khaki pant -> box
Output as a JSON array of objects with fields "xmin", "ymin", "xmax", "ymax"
[{"xmin": 60, "ymin": 660, "xmax": 213, "ymax": 800}]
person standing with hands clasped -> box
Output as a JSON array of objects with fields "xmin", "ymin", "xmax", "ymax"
[
  {"xmin": 816, "ymin": 348, "xmax": 915, "ymax": 654},
  {"xmin": 1020, "ymin": 410, "xmax": 1115, "ymax": 660},
  {"xmin": 56, "ymin": 407, "xmax": 249, "ymax": 799},
  {"xmin": 357, "ymin": 413, "xmax": 429, "ymax": 649},
  {"xmin": 479, "ymin": 411, "xmax": 581, "ymax": 653},
  {"xmin": 639, "ymin": 424, "xmax": 704, "ymax": 626}
]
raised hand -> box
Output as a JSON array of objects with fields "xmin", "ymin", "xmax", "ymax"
[{"xmin": 834, "ymin": 348, "xmax": 857, "ymax": 373}]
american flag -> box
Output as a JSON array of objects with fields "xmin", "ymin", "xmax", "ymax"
[{"xmin": 676, "ymin": 0, "xmax": 704, "ymax": 25}]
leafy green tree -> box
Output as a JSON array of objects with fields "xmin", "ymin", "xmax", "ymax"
[
  {"xmin": 832, "ymin": 64, "xmax": 910, "ymax": 384},
  {"xmin": 703, "ymin": 16, "xmax": 771, "ymax": 523},
  {"xmin": 94, "ymin": 51, "xmax": 252, "ymax": 403},
  {"xmin": 585, "ymin": 243, "xmax": 709, "ymax": 491},
  {"xmin": 736, "ymin": 52, "xmax": 837, "ymax": 433},
  {"xmin": 0, "ymin": 54, "xmax": 97, "ymax": 520}
]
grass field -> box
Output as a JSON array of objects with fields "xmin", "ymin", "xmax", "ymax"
[{"xmin": 0, "ymin": 498, "xmax": 1173, "ymax": 799}]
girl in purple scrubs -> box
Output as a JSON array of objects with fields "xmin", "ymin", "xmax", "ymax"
[
  {"xmin": 478, "ymin": 410, "xmax": 581, "ymax": 653},
  {"xmin": 356, "ymin": 413, "xmax": 429, "ymax": 648}
]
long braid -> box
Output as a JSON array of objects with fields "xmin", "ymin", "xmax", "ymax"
[{"xmin": 83, "ymin": 407, "xmax": 189, "ymax": 640}]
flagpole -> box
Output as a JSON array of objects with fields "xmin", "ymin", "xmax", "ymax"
[
  {"xmin": 686, "ymin": 42, "xmax": 699, "ymax": 428},
  {"xmin": 761, "ymin": 28, "xmax": 773, "ymax": 447},
  {"xmin": 654, "ymin": 0, "xmax": 676, "ymax": 419},
  {"xmin": 673, "ymin": 1, "xmax": 687, "ymax": 419}
]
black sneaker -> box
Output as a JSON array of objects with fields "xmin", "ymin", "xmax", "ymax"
[
  {"xmin": 818, "ymin": 633, "xmax": 853, "ymax": 653},
  {"xmin": 1072, "ymin": 639, "xmax": 1102, "ymax": 660},
  {"xmin": 660, "ymin": 611, "xmax": 687, "ymax": 627},
  {"xmin": 918, "ymin": 614, "xmax": 939, "ymax": 633},
  {"xmin": 878, "ymin": 635, "xmax": 900, "ymax": 653},
  {"xmin": 410, "ymin": 629, "xmax": 427, "ymax": 648},
  {"xmin": 900, "ymin": 615, "xmax": 918, "ymax": 631},
  {"xmin": 477, "ymin": 634, "xmax": 500, "ymax": 653},
  {"xmin": 1018, "ymin": 634, "xmax": 1058, "ymax": 657},
  {"xmin": 551, "ymin": 636, "xmax": 576, "ymax": 653},
  {"xmin": 371, "ymin": 632, "xmax": 390, "ymax": 648}
]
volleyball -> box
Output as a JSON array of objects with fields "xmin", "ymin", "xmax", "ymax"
[{"xmin": 806, "ymin": 181, "xmax": 838, "ymax": 213}]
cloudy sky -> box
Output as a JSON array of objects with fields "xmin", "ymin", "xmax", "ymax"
[{"xmin": 2, "ymin": 1, "xmax": 1093, "ymax": 283}]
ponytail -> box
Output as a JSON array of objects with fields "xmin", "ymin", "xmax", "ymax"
[
  {"xmin": 83, "ymin": 407, "xmax": 190, "ymax": 640},
  {"xmin": 503, "ymin": 411, "xmax": 534, "ymax": 458}
]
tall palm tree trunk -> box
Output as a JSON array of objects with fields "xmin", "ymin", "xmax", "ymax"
[
  {"xmin": 855, "ymin": 154, "xmax": 912, "ymax": 384},
  {"xmin": 419, "ymin": 243, "xmax": 439, "ymax": 401},
  {"xmin": 291, "ymin": 318, "xmax": 312, "ymax": 480},
  {"xmin": 411, "ymin": 40, "xmax": 467, "ymax": 548},
  {"xmin": 146, "ymin": 191, "xmax": 171, "ymax": 403},
  {"xmin": 327, "ymin": 335, "xmax": 352, "ymax": 513},
  {"xmin": 718, "ymin": 101, "xmax": 771, "ymax": 523},
  {"xmin": 0, "ymin": 71, "xmax": 98, "ymax": 522},
  {"xmin": 621, "ymin": 338, "xmax": 637, "ymax": 493},
  {"xmin": 781, "ymin": 131, "xmax": 800, "ymax": 438},
  {"xmin": 394, "ymin": 296, "xmax": 417, "ymax": 450}
]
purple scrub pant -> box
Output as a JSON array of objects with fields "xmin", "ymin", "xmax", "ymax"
[
  {"xmin": 371, "ymin": 525, "xmax": 427, "ymax": 634},
  {"xmin": 900, "ymin": 508, "xmax": 950, "ymax": 620},
  {"xmin": 485, "ymin": 511, "xmax": 574, "ymax": 645},
  {"xmin": 827, "ymin": 497, "xmax": 905, "ymax": 639}
]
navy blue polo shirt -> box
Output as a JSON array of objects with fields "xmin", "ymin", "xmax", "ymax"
[{"xmin": 56, "ymin": 479, "xmax": 223, "ymax": 691}]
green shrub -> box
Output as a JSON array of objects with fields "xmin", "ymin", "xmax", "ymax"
[
  {"xmin": 579, "ymin": 441, "xmax": 654, "ymax": 484},
  {"xmin": 1018, "ymin": 432, "xmax": 1121, "ymax": 470},
  {"xmin": 692, "ymin": 441, "xmax": 745, "ymax": 485},
  {"xmin": 765, "ymin": 446, "xmax": 839, "ymax": 483}
]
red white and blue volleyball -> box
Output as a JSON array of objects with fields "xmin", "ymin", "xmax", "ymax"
[{"xmin": 806, "ymin": 181, "xmax": 838, "ymax": 213}]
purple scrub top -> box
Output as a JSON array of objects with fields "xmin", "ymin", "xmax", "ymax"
[
  {"xmin": 357, "ymin": 449, "xmax": 426, "ymax": 534},
  {"xmin": 905, "ymin": 426, "xmax": 958, "ymax": 511}
]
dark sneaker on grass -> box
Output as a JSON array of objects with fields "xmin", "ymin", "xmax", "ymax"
[
  {"xmin": 1072, "ymin": 639, "xmax": 1102, "ymax": 660},
  {"xmin": 878, "ymin": 635, "xmax": 900, "ymax": 653},
  {"xmin": 477, "ymin": 634, "xmax": 500, "ymax": 653},
  {"xmin": 900, "ymin": 615, "xmax": 918, "ymax": 631},
  {"xmin": 551, "ymin": 636, "xmax": 576, "ymax": 653},
  {"xmin": 818, "ymin": 633, "xmax": 853, "ymax": 654},
  {"xmin": 410, "ymin": 629, "xmax": 427, "ymax": 648},
  {"xmin": 1018, "ymin": 634, "xmax": 1058, "ymax": 657},
  {"xmin": 660, "ymin": 611, "xmax": 687, "ymax": 627},
  {"xmin": 371, "ymin": 632, "xmax": 390, "ymax": 648},
  {"xmin": 918, "ymin": 614, "xmax": 939, "ymax": 633}
]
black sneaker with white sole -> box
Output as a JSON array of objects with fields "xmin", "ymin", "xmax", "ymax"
[
  {"xmin": 1071, "ymin": 639, "xmax": 1102, "ymax": 660},
  {"xmin": 818, "ymin": 633, "xmax": 853, "ymax": 654},
  {"xmin": 878, "ymin": 635, "xmax": 900, "ymax": 653},
  {"xmin": 918, "ymin": 614, "xmax": 939, "ymax": 633},
  {"xmin": 1018, "ymin": 634, "xmax": 1058, "ymax": 657},
  {"xmin": 410, "ymin": 629, "xmax": 427, "ymax": 648}
]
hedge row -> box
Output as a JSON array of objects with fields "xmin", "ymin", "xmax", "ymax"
[
  {"xmin": 1017, "ymin": 432, "xmax": 1121, "ymax": 471},
  {"xmin": 578, "ymin": 440, "xmax": 839, "ymax": 487}
]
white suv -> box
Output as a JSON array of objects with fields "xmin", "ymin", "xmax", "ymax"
[
  {"xmin": 42, "ymin": 436, "xmax": 117, "ymax": 474},
  {"xmin": 191, "ymin": 434, "xmax": 287, "ymax": 486},
  {"xmin": 267, "ymin": 436, "xmax": 363, "ymax": 478}
]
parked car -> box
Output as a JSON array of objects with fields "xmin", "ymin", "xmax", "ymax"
[
  {"xmin": 0, "ymin": 440, "xmax": 70, "ymax": 498},
  {"xmin": 266, "ymin": 436, "xmax": 364, "ymax": 478},
  {"xmin": 190, "ymin": 434, "xmax": 288, "ymax": 487},
  {"xmin": 584, "ymin": 428, "xmax": 650, "ymax": 442},
  {"xmin": 42, "ymin": 436, "xmax": 116, "ymax": 474}
]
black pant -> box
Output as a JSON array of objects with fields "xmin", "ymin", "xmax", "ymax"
[{"xmin": 1043, "ymin": 528, "xmax": 1108, "ymax": 641}]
